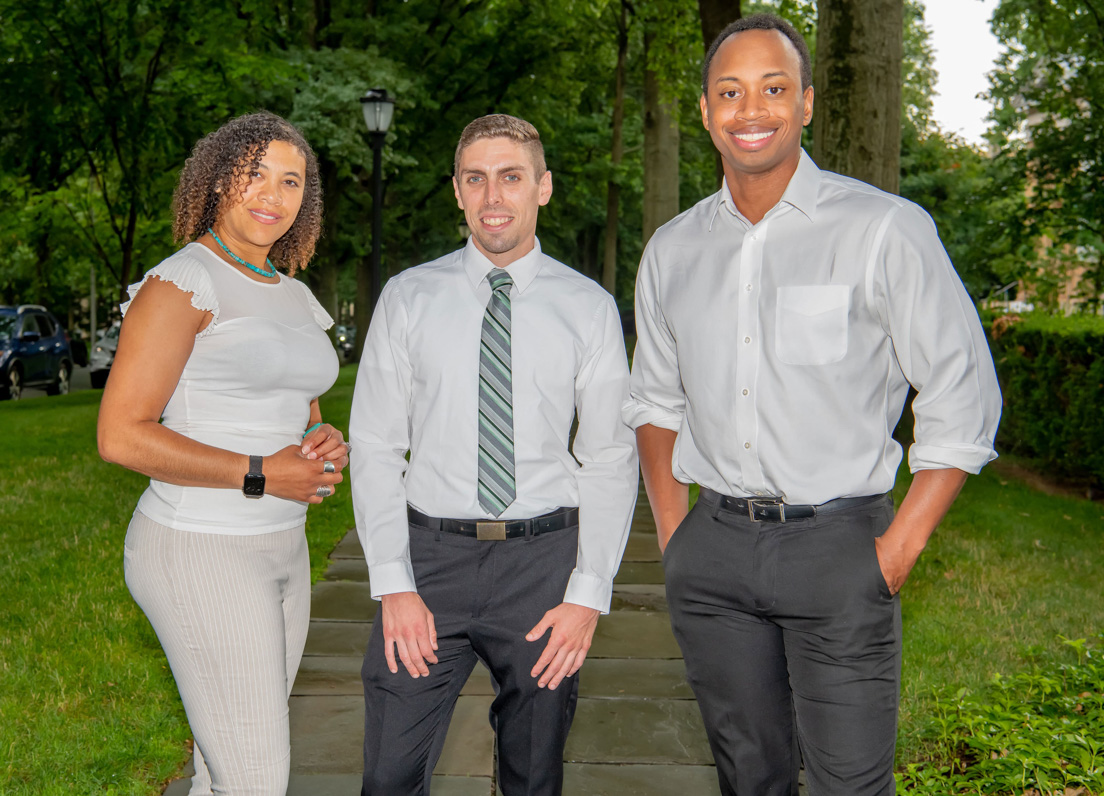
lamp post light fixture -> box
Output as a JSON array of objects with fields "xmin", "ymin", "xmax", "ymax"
[{"xmin": 356, "ymin": 88, "xmax": 395, "ymax": 358}]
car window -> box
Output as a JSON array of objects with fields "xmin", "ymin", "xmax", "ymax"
[
  {"xmin": 19, "ymin": 316, "xmax": 38, "ymax": 336},
  {"xmin": 0, "ymin": 315, "xmax": 16, "ymax": 340},
  {"xmin": 35, "ymin": 315, "xmax": 56, "ymax": 337}
]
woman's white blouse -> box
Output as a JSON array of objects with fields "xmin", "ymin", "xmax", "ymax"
[{"xmin": 121, "ymin": 242, "xmax": 339, "ymax": 534}]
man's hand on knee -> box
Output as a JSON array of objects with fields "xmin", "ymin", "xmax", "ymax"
[
  {"xmin": 525, "ymin": 602, "xmax": 600, "ymax": 690},
  {"xmin": 380, "ymin": 591, "xmax": 438, "ymax": 678}
]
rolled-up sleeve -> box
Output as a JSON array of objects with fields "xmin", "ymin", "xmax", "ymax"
[
  {"xmin": 349, "ymin": 281, "xmax": 418, "ymax": 598},
  {"xmin": 873, "ymin": 203, "xmax": 1001, "ymax": 474},
  {"xmin": 623, "ymin": 243, "xmax": 685, "ymax": 432},
  {"xmin": 565, "ymin": 296, "xmax": 639, "ymax": 614}
]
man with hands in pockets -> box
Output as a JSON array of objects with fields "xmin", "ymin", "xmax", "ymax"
[
  {"xmin": 349, "ymin": 114, "xmax": 638, "ymax": 796},
  {"xmin": 624, "ymin": 14, "xmax": 1001, "ymax": 796}
]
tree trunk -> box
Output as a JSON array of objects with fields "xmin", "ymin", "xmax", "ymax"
[
  {"xmin": 812, "ymin": 0, "xmax": 904, "ymax": 194},
  {"xmin": 698, "ymin": 0, "xmax": 741, "ymax": 54},
  {"xmin": 119, "ymin": 203, "xmax": 139, "ymax": 303},
  {"xmin": 643, "ymin": 30, "xmax": 680, "ymax": 247},
  {"xmin": 601, "ymin": 0, "xmax": 629, "ymax": 296},
  {"xmin": 698, "ymin": 0, "xmax": 742, "ymax": 190}
]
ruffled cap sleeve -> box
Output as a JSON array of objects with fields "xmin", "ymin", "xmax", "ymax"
[
  {"xmin": 293, "ymin": 278, "xmax": 335, "ymax": 330},
  {"xmin": 120, "ymin": 253, "xmax": 220, "ymax": 338}
]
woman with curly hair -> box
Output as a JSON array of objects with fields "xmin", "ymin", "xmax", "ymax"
[{"xmin": 98, "ymin": 111, "xmax": 346, "ymax": 795}]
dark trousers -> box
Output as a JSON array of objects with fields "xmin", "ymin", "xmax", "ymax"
[
  {"xmin": 664, "ymin": 491, "xmax": 901, "ymax": 796},
  {"xmin": 361, "ymin": 519, "xmax": 580, "ymax": 796}
]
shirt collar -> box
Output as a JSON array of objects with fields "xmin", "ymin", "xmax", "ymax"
[
  {"xmin": 709, "ymin": 148, "xmax": 822, "ymax": 230},
  {"xmin": 780, "ymin": 149, "xmax": 821, "ymax": 223},
  {"xmin": 462, "ymin": 237, "xmax": 544, "ymax": 294}
]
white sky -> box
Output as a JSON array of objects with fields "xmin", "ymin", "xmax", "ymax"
[{"xmin": 922, "ymin": 0, "xmax": 1003, "ymax": 144}]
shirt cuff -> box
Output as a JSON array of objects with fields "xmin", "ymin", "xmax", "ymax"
[
  {"xmin": 367, "ymin": 559, "xmax": 418, "ymax": 600},
  {"xmin": 563, "ymin": 570, "xmax": 613, "ymax": 614},
  {"xmin": 909, "ymin": 442, "xmax": 998, "ymax": 475},
  {"xmin": 621, "ymin": 398, "xmax": 682, "ymax": 432}
]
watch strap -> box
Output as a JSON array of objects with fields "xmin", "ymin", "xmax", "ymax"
[{"xmin": 249, "ymin": 454, "xmax": 263, "ymax": 475}]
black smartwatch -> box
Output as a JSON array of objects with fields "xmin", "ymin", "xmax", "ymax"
[{"xmin": 243, "ymin": 455, "xmax": 265, "ymax": 499}]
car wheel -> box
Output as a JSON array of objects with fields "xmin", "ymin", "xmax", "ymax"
[
  {"xmin": 8, "ymin": 367, "xmax": 22, "ymax": 400},
  {"xmin": 90, "ymin": 369, "xmax": 109, "ymax": 390},
  {"xmin": 47, "ymin": 362, "xmax": 71, "ymax": 396}
]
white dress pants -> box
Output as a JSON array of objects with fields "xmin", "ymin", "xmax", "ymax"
[{"xmin": 124, "ymin": 510, "xmax": 310, "ymax": 796}]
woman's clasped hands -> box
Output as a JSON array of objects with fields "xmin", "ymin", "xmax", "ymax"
[{"xmin": 264, "ymin": 423, "xmax": 350, "ymax": 504}]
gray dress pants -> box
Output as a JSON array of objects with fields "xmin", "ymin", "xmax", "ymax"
[
  {"xmin": 125, "ymin": 510, "xmax": 311, "ymax": 796},
  {"xmin": 361, "ymin": 519, "xmax": 580, "ymax": 796},
  {"xmin": 664, "ymin": 491, "xmax": 901, "ymax": 796}
]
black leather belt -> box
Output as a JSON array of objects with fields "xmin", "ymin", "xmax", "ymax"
[
  {"xmin": 699, "ymin": 488, "xmax": 887, "ymax": 524},
  {"xmin": 407, "ymin": 506, "xmax": 579, "ymax": 541}
]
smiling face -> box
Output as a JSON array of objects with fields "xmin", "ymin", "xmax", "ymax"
[
  {"xmin": 213, "ymin": 139, "xmax": 306, "ymax": 262},
  {"xmin": 453, "ymin": 136, "xmax": 552, "ymax": 268},
  {"xmin": 700, "ymin": 28, "xmax": 813, "ymax": 188}
]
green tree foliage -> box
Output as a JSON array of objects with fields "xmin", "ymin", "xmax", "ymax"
[
  {"xmin": 1, "ymin": 0, "xmax": 1017, "ymax": 322},
  {"xmin": 987, "ymin": 0, "xmax": 1104, "ymax": 312},
  {"xmin": 0, "ymin": 0, "xmax": 279, "ymax": 309}
]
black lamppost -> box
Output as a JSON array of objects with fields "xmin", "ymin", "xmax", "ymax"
[{"xmin": 356, "ymin": 88, "xmax": 394, "ymax": 358}]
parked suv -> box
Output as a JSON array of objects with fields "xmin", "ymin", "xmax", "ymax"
[{"xmin": 0, "ymin": 305, "xmax": 75, "ymax": 400}]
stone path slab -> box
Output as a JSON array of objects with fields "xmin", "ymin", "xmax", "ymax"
[
  {"xmin": 288, "ymin": 693, "xmax": 495, "ymax": 777},
  {"xmin": 566, "ymin": 699, "xmax": 714, "ymax": 765},
  {"xmin": 562, "ymin": 763, "xmax": 722, "ymax": 795}
]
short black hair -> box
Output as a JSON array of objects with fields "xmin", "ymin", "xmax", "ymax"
[{"xmin": 701, "ymin": 13, "xmax": 813, "ymax": 94}]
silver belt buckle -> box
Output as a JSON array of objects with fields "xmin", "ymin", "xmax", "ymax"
[
  {"xmin": 476, "ymin": 520, "xmax": 507, "ymax": 541},
  {"xmin": 747, "ymin": 499, "xmax": 785, "ymax": 524}
]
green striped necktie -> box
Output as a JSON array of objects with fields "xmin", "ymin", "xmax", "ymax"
[{"xmin": 477, "ymin": 269, "xmax": 516, "ymax": 516}]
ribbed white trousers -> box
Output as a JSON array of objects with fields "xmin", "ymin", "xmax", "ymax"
[{"xmin": 124, "ymin": 510, "xmax": 310, "ymax": 796}]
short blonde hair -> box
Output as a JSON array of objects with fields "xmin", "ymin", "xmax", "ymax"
[{"xmin": 453, "ymin": 114, "xmax": 547, "ymax": 178}]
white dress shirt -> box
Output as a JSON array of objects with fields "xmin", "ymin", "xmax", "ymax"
[
  {"xmin": 350, "ymin": 239, "xmax": 638, "ymax": 613},
  {"xmin": 624, "ymin": 150, "xmax": 1001, "ymax": 505}
]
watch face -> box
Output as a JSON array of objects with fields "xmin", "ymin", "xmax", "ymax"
[{"xmin": 243, "ymin": 472, "xmax": 266, "ymax": 498}]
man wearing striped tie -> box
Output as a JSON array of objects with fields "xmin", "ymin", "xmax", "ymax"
[{"xmin": 349, "ymin": 114, "xmax": 639, "ymax": 796}]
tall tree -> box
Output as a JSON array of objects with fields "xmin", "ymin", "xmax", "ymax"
[
  {"xmin": 642, "ymin": 29, "xmax": 681, "ymax": 245},
  {"xmin": 812, "ymin": 0, "xmax": 904, "ymax": 193},
  {"xmin": 602, "ymin": 0, "xmax": 632, "ymax": 295},
  {"xmin": 988, "ymin": 0, "xmax": 1104, "ymax": 310},
  {"xmin": 699, "ymin": 0, "xmax": 742, "ymax": 49},
  {"xmin": 641, "ymin": 1, "xmax": 698, "ymax": 245}
]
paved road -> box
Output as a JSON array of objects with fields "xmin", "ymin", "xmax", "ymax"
[{"xmin": 17, "ymin": 365, "xmax": 94, "ymax": 400}]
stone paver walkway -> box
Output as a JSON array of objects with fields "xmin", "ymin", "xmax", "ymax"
[{"xmin": 166, "ymin": 488, "xmax": 808, "ymax": 794}]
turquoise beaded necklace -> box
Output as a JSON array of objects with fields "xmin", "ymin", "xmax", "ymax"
[{"xmin": 208, "ymin": 227, "xmax": 278, "ymax": 278}]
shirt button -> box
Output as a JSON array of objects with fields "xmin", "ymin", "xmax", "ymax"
[
  {"xmin": 750, "ymin": 233, "xmax": 758, "ymax": 242},
  {"xmin": 744, "ymin": 442, "xmax": 751, "ymax": 449},
  {"xmin": 745, "ymin": 284, "xmax": 753, "ymax": 292},
  {"xmin": 744, "ymin": 336, "xmax": 751, "ymax": 344},
  {"xmin": 742, "ymin": 389, "xmax": 749, "ymax": 396}
]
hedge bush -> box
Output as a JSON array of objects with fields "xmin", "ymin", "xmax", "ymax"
[{"xmin": 986, "ymin": 312, "xmax": 1104, "ymax": 491}]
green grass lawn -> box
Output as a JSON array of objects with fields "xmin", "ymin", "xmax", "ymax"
[
  {"xmin": 1, "ymin": 366, "xmax": 1101, "ymax": 793},
  {"xmin": 0, "ymin": 366, "xmax": 356, "ymax": 795},
  {"xmin": 895, "ymin": 461, "xmax": 1104, "ymax": 762}
]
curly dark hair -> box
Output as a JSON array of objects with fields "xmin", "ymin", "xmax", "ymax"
[{"xmin": 172, "ymin": 111, "xmax": 322, "ymax": 275}]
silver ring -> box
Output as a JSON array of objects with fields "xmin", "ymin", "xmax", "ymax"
[
  {"xmin": 316, "ymin": 486, "xmax": 332, "ymax": 498},
  {"xmin": 323, "ymin": 460, "xmax": 336, "ymax": 474},
  {"xmin": 344, "ymin": 441, "xmax": 353, "ymax": 454}
]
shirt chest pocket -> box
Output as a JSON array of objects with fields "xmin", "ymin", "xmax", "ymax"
[{"xmin": 774, "ymin": 285, "xmax": 850, "ymax": 366}]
